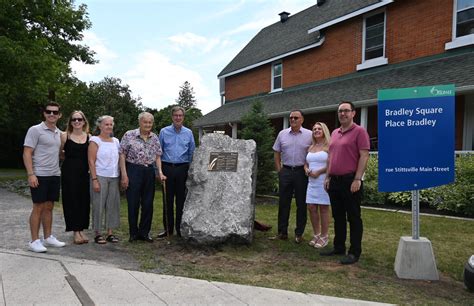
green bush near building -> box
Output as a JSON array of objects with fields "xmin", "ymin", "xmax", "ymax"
[{"xmin": 363, "ymin": 154, "xmax": 474, "ymax": 217}]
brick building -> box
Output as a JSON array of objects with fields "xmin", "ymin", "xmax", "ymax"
[{"xmin": 195, "ymin": 0, "xmax": 474, "ymax": 151}]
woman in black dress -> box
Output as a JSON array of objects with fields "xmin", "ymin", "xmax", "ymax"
[{"xmin": 61, "ymin": 111, "xmax": 91, "ymax": 244}]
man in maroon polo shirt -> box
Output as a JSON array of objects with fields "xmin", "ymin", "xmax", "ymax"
[{"xmin": 322, "ymin": 101, "xmax": 370, "ymax": 264}]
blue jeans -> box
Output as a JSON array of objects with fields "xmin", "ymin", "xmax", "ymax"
[{"xmin": 126, "ymin": 163, "xmax": 156, "ymax": 237}]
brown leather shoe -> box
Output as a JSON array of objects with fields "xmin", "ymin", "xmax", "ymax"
[
  {"xmin": 268, "ymin": 233, "xmax": 288, "ymax": 240},
  {"xmin": 295, "ymin": 235, "xmax": 304, "ymax": 244},
  {"xmin": 254, "ymin": 220, "xmax": 272, "ymax": 232}
]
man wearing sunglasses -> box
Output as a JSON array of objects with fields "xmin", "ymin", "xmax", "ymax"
[
  {"xmin": 23, "ymin": 102, "xmax": 66, "ymax": 252},
  {"xmin": 322, "ymin": 101, "xmax": 370, "ymax": 265},
  {"xmin": 271, "ymin": 110, "xmax": 312, "ymax": 243}
]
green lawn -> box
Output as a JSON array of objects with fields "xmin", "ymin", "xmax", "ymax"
[
  {"xmin": 1, "ymin": 171, "xmax": 472, "ymax": 304},
  {"xmin": 112, "ymin": 187, "xmax": 474, "ymax": 305},
  {"xmin": 0, "ymin": 168, "xmax": 26, "ymax": 180}
]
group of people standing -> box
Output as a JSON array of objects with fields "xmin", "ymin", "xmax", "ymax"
[
  {"xmin": 272, "ymin": 101, "xmax": 370, "ymax": 265},
  {"xmin": 24, "ymin": 102, "xmax": 194, "ymax": 253},
  {"xmin": 23, "ymin": 99, "xmax": 369, "ymax": 266}
]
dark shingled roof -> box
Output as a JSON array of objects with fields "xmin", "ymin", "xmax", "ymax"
[
  {"xmin": 218, "ymin": 0, "xmax": 381, "ymax": 77},
  {"xmin": 196, "ymin": 48, "xmax": 474, "ymax": 127}
]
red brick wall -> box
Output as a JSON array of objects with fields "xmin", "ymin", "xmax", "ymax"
[
  {"xmin": 225, "ymin": 64, "xmax": 271, "ymax": 101},
  {"xmin": 386, "ymin": 0, "xmax": 453, "ymax": 64},
  {"xmin": 224, "ymin": 0, "xmax": 454, "ymax": 101},
  {"xmin": 285, "ymin": 19, "xmax": 362, "ymax": 88}
]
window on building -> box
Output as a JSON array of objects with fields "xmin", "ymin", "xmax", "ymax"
[
  {"xmin": 357, "ymin": 11, "xmax": 387, "ymax": 71},
  {"xmin": 456, "ymin": 0, "xmax": 474, "ymax": 37},
  {"xmin": 272, "ymin": 62, "xmax": 282, "ymax": 91},
  {"xmin": 364, "ymin": 13, "xmax": 385, "ymax": 60},
  {"xmin": 446, "ymin": 0, "xmax": 474, "ymax": 49}
]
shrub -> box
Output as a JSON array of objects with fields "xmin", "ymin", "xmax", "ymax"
[
  {"xmin": 240, "ymin": 101, "xmax": 276, "ymax": 195},
  {"xmin": 427, "ymin": 154, "xmax": 474, "ymax": 215},
  {"xmin": 362, "ymin": 153, "xmax": 473, "ymax": 217},
  {"xmin": 363, "ymin": 155, "xmax": 387, "ymax": 205}
]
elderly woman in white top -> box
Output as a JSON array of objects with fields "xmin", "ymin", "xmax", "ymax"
[{"xmin": 88, "ymin": 115, "xmax": 121, "ymax": 244}]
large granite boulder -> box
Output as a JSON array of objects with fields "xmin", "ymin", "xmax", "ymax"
[{"xmin": 180, "ymin": 134, "xmax": 257, "ymax": 245}]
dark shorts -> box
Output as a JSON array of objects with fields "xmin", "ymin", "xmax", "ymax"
[{"xmin": 30, "ymin": 176, "xmax": 60, "ymax": 203}]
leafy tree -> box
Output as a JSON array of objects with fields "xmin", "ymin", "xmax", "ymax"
[
  {"xmin": 185, "ymin": 107, "xmax": 203, "ymax": 144},
  {"xmin": 175, "ymin": 81, "xmax": 196, "ymax": 110},
  {"xmin": 0, "ymin": 0, "xmax": 95, "ymax": 167},
  {"xmin": 240, "ymin": 101, "xmax": 276, "ymax": 195},
  {"xmin": 153, "ymin": 105, "xmax": 175, "ymax": 133},
  {"xmin": 83, "ymin": 77, "xmax": 143, "ymax": 139},
  {"xmin": 153, "ymin": 104, "xmax": 202, "ymax": 145}
]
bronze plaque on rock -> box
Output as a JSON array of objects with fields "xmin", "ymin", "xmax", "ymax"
[{"xmin": 208, "ymin": 152, "xmax": 238, "ymax": 172}]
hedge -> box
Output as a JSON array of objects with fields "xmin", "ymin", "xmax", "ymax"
[{"xmin": 363, "ymin": 153, "xmax": 474, "ymax": 217}]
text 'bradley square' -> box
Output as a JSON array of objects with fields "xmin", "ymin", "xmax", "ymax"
[{"xmin": 385, "ymin": 107, "xmax": 443, "ymax": 117}]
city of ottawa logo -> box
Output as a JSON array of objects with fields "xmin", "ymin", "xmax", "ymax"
[{"xmin": 430, "ymin": 86, "xmax": 453, "ymax": 96}]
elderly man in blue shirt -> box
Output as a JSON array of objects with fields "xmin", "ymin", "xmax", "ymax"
[{"xmin": 158, "ymin": 106, "xmax": 196, "ymax": 238}]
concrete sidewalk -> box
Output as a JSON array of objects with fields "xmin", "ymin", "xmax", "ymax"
[
  {"xmin": 0, "ymin": 250, "xmax": 389, "ymax": 305},
  {"xmin": 0, "ymin": 187, "xmax": 390, "ymax": 305}
]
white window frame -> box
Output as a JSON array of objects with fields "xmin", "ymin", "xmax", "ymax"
[
  {"xmin": 357, "ymin": 9, "xmax": 388, "ymax": 71},
  {"xmin": 446, "ymin": 0, "xmax": 474, "ymax": 50},
  {"xmin": 271, "ymin": 62, "xmax": 283, "ymax": 92}
]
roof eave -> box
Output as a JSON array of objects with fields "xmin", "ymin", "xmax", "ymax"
[
  {"xmin": 218, "ymin": 37, "xmax": 325, "ymax": 79},
  {"xmin": 308, "ymin": 0, "xmax": 394, "ymax": 34}
]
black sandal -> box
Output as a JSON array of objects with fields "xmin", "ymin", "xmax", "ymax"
[
  {"xmin": 106, "ymin": 234, "xmax": 119, "ymax": 243},
  {"xmin": 94, "ymin": 235, "xmax": 106, "ymax": 244}
]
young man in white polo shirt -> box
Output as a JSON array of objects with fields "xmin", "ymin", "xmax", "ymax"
[{"xmin": 23, "ymin": 102, "xmax": 66, "ymax": 252}]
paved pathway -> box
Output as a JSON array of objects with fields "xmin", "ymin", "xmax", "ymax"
[{"xmin": 0, "ymin": 188, "xmax": 391, "ymax": 305}]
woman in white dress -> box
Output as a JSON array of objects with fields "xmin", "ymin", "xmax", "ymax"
[{"xmin": 304, "ymin": 122, "xmax": 331, "ymax": 248}]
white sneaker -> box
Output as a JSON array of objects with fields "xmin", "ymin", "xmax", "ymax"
[
  {"xmin": 43, "ymin": 235, "xmax": 66, "ymax": 247},
  {"xmin": 29, "ymin": 239, "xmax": 47, "ymax": 253}
]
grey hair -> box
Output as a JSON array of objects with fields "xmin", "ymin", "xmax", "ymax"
[
  {"xmin": 95, "ymin": 115, "xmax": 114, "ymax": 130},
  {"xmin": 138, "ymin": 112, "xmax": 154, "ymax": 122},
  {"xmin": 171, "ymin": 106, "xmax": 185, "ymax": 116}
]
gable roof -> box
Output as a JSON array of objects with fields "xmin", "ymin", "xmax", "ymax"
[
  {"xmin": 197, "ymin": 48, "xmax": 474, "ymax": 127},
  {"xmin": 218, "ymin": 0, "xmax": 382, "ymax": 78}
]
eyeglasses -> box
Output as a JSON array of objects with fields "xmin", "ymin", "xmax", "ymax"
[
  {"xmin": 44, "ymin": 110, "xmax": 60, "ymax": 115},
  {"xmin": 338, "ymin": 109, "xmax": 353, "ymax": 114},
  {"xmin": 289, "ymin": 116, "xmax": 301, "ymax": 120},
  {"xmin": 71, "ymin": 118, "xmax": 84, "ymax": 122}
]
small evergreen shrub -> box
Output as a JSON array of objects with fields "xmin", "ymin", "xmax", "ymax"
[{"xmin": 240, "ymin": 101, "xmax": 276, "ymax": 195}]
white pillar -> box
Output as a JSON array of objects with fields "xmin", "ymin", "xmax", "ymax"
[
  {"xmin": 360, "ymin": 106, "xmax": 368, "ymax": 129},
  {"xmin": 283, "ymin": 116, "xmax": 289, "ymax": 129},
  {"xmin": 198, "ymin": 127, "xmax": 203, "ymax": 143},
  {"xmin": 232, "ymin": 123, "xmax": 237, "ymax": 139}
]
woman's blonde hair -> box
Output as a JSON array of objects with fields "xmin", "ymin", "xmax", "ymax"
[
  {"xmin": 310, "ymin": 122, "xmax": 331, "ymax": 152},
  {"xmin": 66, "ymin": 111, "xmax": 89, "ymax": 134}
]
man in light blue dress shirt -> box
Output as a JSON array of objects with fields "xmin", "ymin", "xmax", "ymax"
[{"xmin": 158, "ymin": 106, "xmax": 196, "ymax": 238}]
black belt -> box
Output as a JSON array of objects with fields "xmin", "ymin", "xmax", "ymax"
[
  {"xmin": 330, "ymin": 173, "xmax": 355, "ymax": 180},
  {"xmin": 162, "ymin": 161, "xmax": 189, "ymax": 167},
  {"xmin": 282, "ymin": 165, "xmax": 304, "ymax": 170},
  {"xmin": 126, "ymin": 162, "xmax": 154, "ymax": 168}
]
